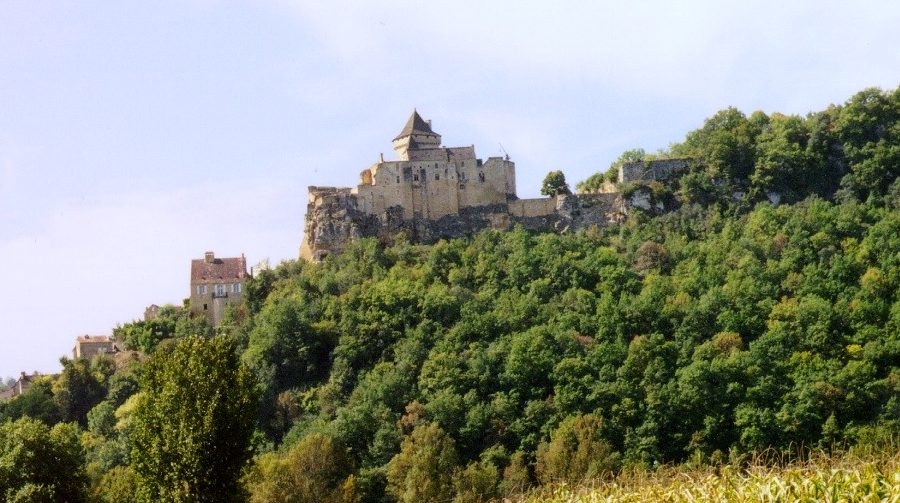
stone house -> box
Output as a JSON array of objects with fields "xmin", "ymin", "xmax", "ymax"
[
  {"xmin": 189, "ymin": 251, "xmax": 248, "ymax": 325},
  {"xmin": 72, "ymin": 335, "xmax": 117, "ymax": 359},
  {"xmin": 0, "ymin": 371, "xmax": 44, "ymax": 401}
]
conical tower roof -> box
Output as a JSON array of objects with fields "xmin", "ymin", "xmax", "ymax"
[{"xmin": 393, "ymin": 109, "xmax": 435, "ymax": 141}]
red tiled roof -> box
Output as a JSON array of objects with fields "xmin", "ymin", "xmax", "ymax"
[{"xmin": 191, "ymin": 254, "xmax": 247, "ymax": 283}]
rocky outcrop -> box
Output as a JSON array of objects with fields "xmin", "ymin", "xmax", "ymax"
[
  {"xmin": 300, "ymin": 190, "xmax": 630, "ymax": 260},
  {"xmin": 299, "ymin": 187, "xmax": 377, "ymax": 261}
]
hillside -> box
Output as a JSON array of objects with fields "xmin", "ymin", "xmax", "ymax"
[{"xmin": 0, "ymin": 85, "xmax": 898, "ymax": 502}]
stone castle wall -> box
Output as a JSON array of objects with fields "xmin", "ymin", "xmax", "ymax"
[
  {"xmin": 508, "ymin": 197, "xmax": 558, "ymax": 218},
  {"xmin": 300, "ymin": 188, "xmax": 630, "ymax": 261},
  {"xmin": 299, "ymin": 113, "xmax": 692, "ymax": 261}
]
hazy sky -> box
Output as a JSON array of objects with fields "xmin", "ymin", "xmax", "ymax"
[{"xmin": 1, "ymin": 1, "xmax": 898, "ymax": 377}]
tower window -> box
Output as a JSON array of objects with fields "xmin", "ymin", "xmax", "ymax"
[
  {"xmin": 397, "ymin": 176, "xmax": 400, "ymax": 183},
  {"xmin": 414, "ymin": 174, "xmax": 419, "ymax": 182},
  {"xmin": 435, "ymin": 172, "xmax": 440, "ymax": 180}
]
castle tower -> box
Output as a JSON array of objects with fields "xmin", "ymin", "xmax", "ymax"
[{"xmin": 392, "ymin": 109, "xmax": 441, "ymax": 160}]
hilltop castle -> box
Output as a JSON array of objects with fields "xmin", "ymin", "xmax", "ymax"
[{"xmin": 300, "ymin": 111, "xmax": 691, "ymax": 260}]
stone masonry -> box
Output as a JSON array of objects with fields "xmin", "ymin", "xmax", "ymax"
[
  {"xmin": 300, "ymin": 111, "xmax": 688, "ymax": 260},
  {"xmin": 190, "ymin": 251, "xmax": 248, "ymax": 325}
]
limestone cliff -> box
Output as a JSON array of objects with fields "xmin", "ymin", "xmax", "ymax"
[{"xmin": 300, "ymin": 190, "xmax": 628, "ymax": 261}]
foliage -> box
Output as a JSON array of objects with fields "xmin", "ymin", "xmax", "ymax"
[
  {"xmin": 578, "ymin": 86, "xmax": 899, "ymax": 207},
  {"xmin": 386, "ymin": 422, "xmax": 459, "ymax": 503},
  {"xmin": 0, "ymin": 380, "xmax": 61, "ymax": 426},
  {"xmin": 130, "ymin": 336, "xmax": 257, "ymax": 503},
  {"xmin": 541, "ymin": 170, "xmax": 572, "ymax": 196},
  {"xmin": 4, "ymin": 85, "xmax": 898, "ymax": 503},
  {"xmin": 246, "ymin": 432, "xmax": 357, "ymax": 503},
  {"xmin": 535, "ymin": 414, "xmax": 620, "ymax": 484},
  {"xmin": 0, "ymin": 418, "xmax": 88, "ymax": 502},
  {"xmin": 89, "ymin": 466, "xmax": 137, "ymax": 503},
  {"xmin": 53, "ymin": 357, "xmax": 113, "ymax": 426},
  {"xmin": 86, "ymin": 401, "xmax": 116, "ymax": 438},
  {"xmin": 113, "ymin": 306, "xmax": 179, "ymax": 353},
  {"xmin": 452, "ymin": 459, "xmax": 500, "ymax": 503},
  {"xmin": 237, "ymin": 183, "xmax": 897, "ymax": 499},
  {"xmin": 575, "ymin": 172, "xmax": 606, "ymax": 194}
]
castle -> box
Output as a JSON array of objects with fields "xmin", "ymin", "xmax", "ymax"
[{"xmin": 300, "ymin": 111, "xmax": 691, "ymax": 260}]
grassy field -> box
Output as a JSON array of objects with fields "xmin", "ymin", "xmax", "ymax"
[{"xmin": 518, "ymin": 450, "xmax": 900, "ymax": 502}]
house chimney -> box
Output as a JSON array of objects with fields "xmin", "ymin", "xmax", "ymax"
[{"xmin": 205, "ymin": 251, "xmax": 215, "ymax": 263}]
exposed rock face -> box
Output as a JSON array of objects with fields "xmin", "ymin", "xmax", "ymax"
[
  {"xmin": 619, "ymin": 159, "xmax": 691, "ymax": 184},
  {"xmin": 300, "ymin": 191, "xmax": 630, "ymax": 260},
  {"xmin": 300, "ymin": 187, "xmax": 376, "ymax": 261}
]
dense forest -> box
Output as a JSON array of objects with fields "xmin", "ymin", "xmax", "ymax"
[{"xmin": 1, "ymin": 86, "xmax": 898, "ymax": 502}]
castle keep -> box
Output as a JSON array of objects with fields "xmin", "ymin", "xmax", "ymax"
[
  {"xmin": 300, "ymin": 111, "xmax": 681, "ymax": 260},
  {"xmin": 355, "ymin": 111, "xmax": 516, "ymax": 221}
]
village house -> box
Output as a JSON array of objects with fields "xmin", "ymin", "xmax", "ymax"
[
  {"xmin": 0, "ymin": 371, "xmax": 44, "ymax": 401},
  {"xmin": 72, "ymin": 335, "xmax": 117, "ymax": 359},
  {"xmin": 189, "ymin": 251, "xmax": 248, "ymax": 325}
]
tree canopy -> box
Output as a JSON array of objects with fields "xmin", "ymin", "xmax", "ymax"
[
  {"xmin": 1, "ymin": 85, "xmax": 897, "ymax": 503},
  {"xmin": 130, "ymin": 336, "xmax": 257, "ymax": 503}
]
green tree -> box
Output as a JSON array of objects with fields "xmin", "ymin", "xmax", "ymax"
[
  {"xmin": 54, "ymin": 357, "xmax": 111, "ymax": 426},
  {"xmin": 499, "ymin": 451, "xmax": 531, "ymax": 497},
  {"xmin": 541, "ymin": 170, "xmax": 571, "ymax": 196},
  {"xmin": 0, "ymin": 418, "xmax": 88, "ymax": 502},
  {"xmin": 247, "ymin": 433, "xmax": 357, "ymax": 503},
  {"xmin": 575, "ymin": 172, "xmax": 607, "ymax": 194},
  {"xmin": 673, "ymin": 107, "xmax": 764, "ymax": 181},
  {"xmin": 535, "ymin": 414, "xmax": 619, "ymax": 484},
  {"xmin": 130, "ymin": 336, "xmax": 257, "ymax": 503},
  {"xmin": 90, "ymin": 466, "xmax": 138, "ymax": 503},
  {"xmin": 86, "ymin": 401, "xmax": 117, "ymax": 438},
  {"xmin": 386, "ymin": 422, "xmax": 458, "ymax": 503},
  {"xmin": 0, "ymin": 379, "xmax": 61, "ymax": 425},
  {"xmin": 452, "ymin": 460, "xmax": 499, "ymax": 503}
]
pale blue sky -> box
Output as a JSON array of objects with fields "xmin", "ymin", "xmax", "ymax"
[{"xmin": 1, "ymin": 1, "xmax": 898, "ymax": 377}]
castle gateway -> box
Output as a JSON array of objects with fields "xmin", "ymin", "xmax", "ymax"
[{"xmin": 300, "ymin": 111, "xmax": 632, "ymax": 261}]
